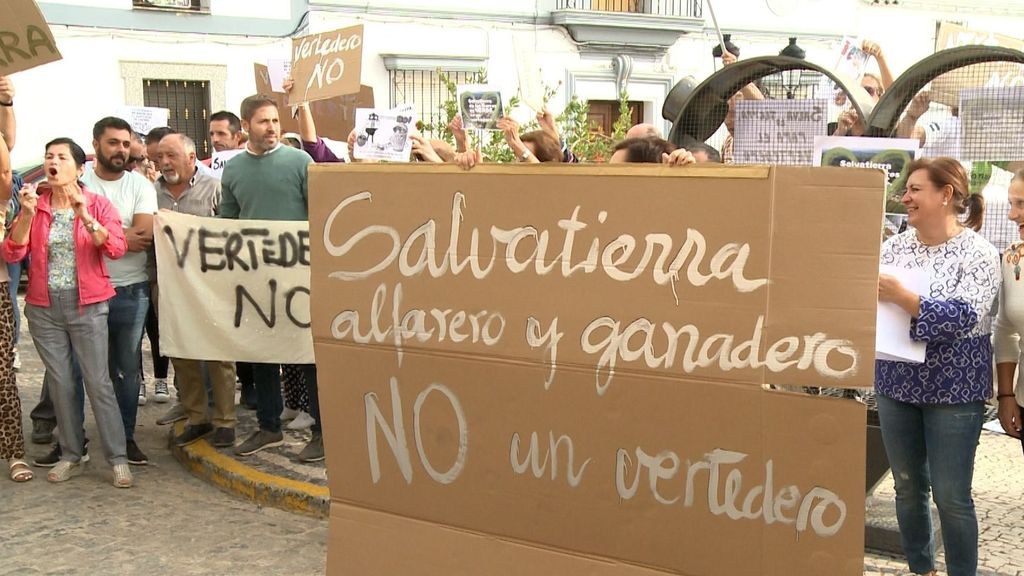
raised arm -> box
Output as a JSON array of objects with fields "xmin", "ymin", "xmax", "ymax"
[{"xmin": 0, "ymin": 76, "xmax": 15, "ymax": 152}]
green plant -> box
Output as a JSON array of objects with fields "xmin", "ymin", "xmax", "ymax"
[{"xmin": 418, "ymin": 69, "xmax": 629, "ymax": 163}]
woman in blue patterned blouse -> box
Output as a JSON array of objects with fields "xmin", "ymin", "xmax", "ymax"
[{"xmin": 876, "ymin": 157, "xmax": 999, "ymax": 576}]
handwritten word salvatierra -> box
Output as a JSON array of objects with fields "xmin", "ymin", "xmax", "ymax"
[{"xmin": 324, "ymin": 191, "xmax": 767, "ymax": 301}]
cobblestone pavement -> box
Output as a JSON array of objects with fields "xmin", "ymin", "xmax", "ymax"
[
  {"xmin": 2, "ymin": 300, "xmax": 327, "ymax": 576},
  {"xmin": 4, "ymin": 296, "xmax": 1023, "ymax": 575}
]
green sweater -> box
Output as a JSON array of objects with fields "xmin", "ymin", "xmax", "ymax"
[{"xmin": 220, "ymin": 145, "xmax": 313, "ymax": 221}]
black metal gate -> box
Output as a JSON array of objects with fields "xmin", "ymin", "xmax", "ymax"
[{"xmin": 143, "ymin": 78, "xmax": 212, "ymax": 160}]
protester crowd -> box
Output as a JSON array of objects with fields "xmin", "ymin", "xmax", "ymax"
[{"xmin": 0, "ymin": 38, "xmax": 1022, "ymax": 576}]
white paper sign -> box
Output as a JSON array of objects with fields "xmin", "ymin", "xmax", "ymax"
[
  {"xmin": 154, "ymin": 211, "xmax": 313, "ymax": 364},
  {"xmin": 733, "ymin": 99, "xmax": 827, "ymax": 166},
  {"xmin": 834, "ymin": 37, "xmax": 869, "ymax": 83},
  {"xmin": 513, "ymin": 36, "xmax": 545, "ymax": 112},
  {"xmin": 114, "ymin": 105, "xmax": 170, "ymax": 136},
  {"xmin": 959, "ymin": 86, "xmax": 1024, "ymax": 161},
  {"xmin": 876, "ymin": 264, "xmax": 930, "ymax": 363},
  {"xmin": 267, "ymin": 58, "xmax": 292, "ymax": 93},
  {"xmin": 209, "ymin": 148, "xmax": 245, "ymax": 180},
  {"xmin": 352, "ymin": 105, "xmax": 416, "ymax": 162}
]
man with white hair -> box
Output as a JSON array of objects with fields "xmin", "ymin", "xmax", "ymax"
[{"xmin": 153, "ymin": 133, "xmax": 238, "ymax": 448}]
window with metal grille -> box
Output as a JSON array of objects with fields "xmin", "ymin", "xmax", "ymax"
[
  {"xmin": 389, "ymin": 69, "xmax": 477, "ymax": 136},
  {"xmin": 143, "ymin": 79, "xmax": 212, "ymax": 160}
]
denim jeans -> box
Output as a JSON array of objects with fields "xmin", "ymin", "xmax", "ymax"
[
  {"xmin": 876, "ymin": 394, "xmax": 985, "ymax": 576},
  {"xmin": 108, "ymin": 281, "xmax": 150, "ymax": 442},
  {"xmin": 25, "ymin": 292, "xmax": 127, "ymax": 466}
]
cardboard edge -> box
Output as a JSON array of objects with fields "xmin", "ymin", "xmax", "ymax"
[{"xmin": 308, "ymin": 163, "xmax": 772, "ymax": 179}]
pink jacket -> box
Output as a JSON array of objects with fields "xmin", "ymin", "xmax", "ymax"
[{"xmin": 3, "ymin": 183, "xmax": 127, "ymax": 307}]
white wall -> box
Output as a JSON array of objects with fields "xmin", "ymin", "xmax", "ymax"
[{"xmin": 8, "ymin": 29, "xmax": 289, "ymax": 167}]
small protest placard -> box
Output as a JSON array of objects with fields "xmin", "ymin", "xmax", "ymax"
[
  {"xmin": 114, "ymin": 105, "xmax": 170, "ymax": 136},
  {"xmin": 959, "ymin": 86, "xmax": 1024, "ymax": 161},
  {"xmin": 290, "ymin": 25, "xmax": 363, "ymax": 104},
  {"xmin": 0, "ymin": 0, "xmax": 63, "ymax": 76},
  {"xmin": 457, "ymin": 85, "xmax": 504, "ymax": 130},
  {"xmin": 210, "ymin": 148, "xmax": 245, "ymax": 179},
  {"xmin": 813, "ymin": 136, "xmax": 920, "ymax": 210},
  {"xmin": 733, "ymin": 99, "xmax": 827, "ymax": 166},
  {"xmin": 267, "ymin": 58, "xmax": 292, "ymax": 93},
  {"xmin": 834, "ymin": 37, "xmax": 869, "ymax": 82},
  {"xmin": 352, "ymin": 105, "xmax": 416, "ymax": 162}
]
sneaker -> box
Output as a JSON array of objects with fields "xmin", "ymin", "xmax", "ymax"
[
  {"xmin": 297, "ymin": 432, "xmax": 325, "ymax": 463},
  {"xmin": 33, "ymin": 439, "xmax": 89, "ymax": 467},
  {"xmin": 210, "ymin": 427, "xmax": 236, "ymax": 448},
  {"xmin": 280, "ymin": 406, "xmax": 301, "ymax": 421},
  {"xmin": 47, "ymin": 460, "xmax": 82, "ymax": 483},
  {"xmin": 174, "ymin": 423, "xmax": 213, "ymax": 447},
  {"xmin": 138, "ymin": 381, "xmax": 148, "ymax": 406},
  {"xmin": 286, "ymin": 411, "xmax": 315, "ymax": 431},
  {"xmin": 12, "ymin": 347, "xmax": 20, "ymax": 371},
  {"xmin": 153, "ymin": 378, "xmax": 171, "ymax": 403},
  {"xmin": 31, "ymin": 420, "xmax": 55, "ymax": 444},
  {"xmin": 234, "ymin": 430, "xmax": 284, "ymax": 456},
  {"xmin": 126, "ymin": 440, "xmax": 149, "ymax": 465},
  {"xmin": 156, "ymin": 403, "xmax": 187, "ymax": 425}
]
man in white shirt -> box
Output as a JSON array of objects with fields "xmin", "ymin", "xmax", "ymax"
[{"xmin": 80, "ymin": 116, "xmax": 159, "ymax": 466}]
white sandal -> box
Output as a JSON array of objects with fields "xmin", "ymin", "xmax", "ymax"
[
  {"xmin": 47, "ymin": 460, "xmax": 82, "ymax": 483},
  {"xmin": 8, "ymin": 459, "xmax": 33, "ymax": 482},
  {"xmin": 112, "ymin": 464, "xmax": 133, "ymax": 488}
]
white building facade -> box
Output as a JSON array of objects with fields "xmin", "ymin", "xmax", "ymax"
[{"xmin": 8, "ymin": 0, "xmax": 1024, "ymax": 166}]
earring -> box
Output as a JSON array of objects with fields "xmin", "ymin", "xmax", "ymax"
[{"xmin": 943, "ymin": 201, "xmax": 948, "ymax": 206}]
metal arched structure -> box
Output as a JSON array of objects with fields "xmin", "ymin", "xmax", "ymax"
[
  {"xmin": 865, "ymin": 45, "xmax": 1024, "ymax": 137},
  {"xmin": 665, "ymin": 55, "xmax": 875, "ymax": 146}
]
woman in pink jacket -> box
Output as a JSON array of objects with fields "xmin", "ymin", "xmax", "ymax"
[{"xmin": 3, "ymin": 138, "xmax": 133, "ymax": 488}]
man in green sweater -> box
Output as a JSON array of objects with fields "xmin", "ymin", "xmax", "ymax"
[{"xmin": 220, "ymin": 94, "xmax": 324, "ymax": 463}]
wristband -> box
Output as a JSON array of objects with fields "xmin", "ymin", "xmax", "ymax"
[
  {"xmin": 997, "ymin": 393, "xmax": 1016, "ymax": 399},
  {"xmin": 520, "ymin": 149, "xmax": 532, "ymax": 162},
  {"xmin": 0, "ymin": 100, "xmax": 12, "ymax": 107}
]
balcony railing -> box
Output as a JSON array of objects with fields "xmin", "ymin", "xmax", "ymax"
[{"xmin": 555, "ymin": 0, "xmax": 703, "ymax": 18}]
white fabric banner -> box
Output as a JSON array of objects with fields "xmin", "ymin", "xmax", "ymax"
[{"xmin": 154, "ymin": 211, "xmax": 314, "ymax": 364}]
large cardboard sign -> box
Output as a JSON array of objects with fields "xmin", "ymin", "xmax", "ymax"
[
  {"xmin": 290, "ymin": 25, "xmax": 363, "ymax": 104},
  {"xmin": 309, "ymin": 164, "xmax": 883, "ymax": 576},
  {"xmin": 255, "ymin": 63, "xmax": 374, "ymax": 143},
  {"xmin": 154, "ymin": 211, "xmax": 313, "ymax": 364},
  {"xmin": 0, "ymin": 0, "xmax": 62, "ymax": 75}
]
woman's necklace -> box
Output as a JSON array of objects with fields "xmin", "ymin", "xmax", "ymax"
[{"xmin": 1006, "ymin": 243, "xmax": 1024, "ymax": 280}]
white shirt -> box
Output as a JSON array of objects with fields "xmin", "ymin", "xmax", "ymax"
[
  {"xmin": 80, "ymin": 169, "xmax": 158, "ymax": 287},
  {"xmin": 994, "ymin": 242, "xmax": 1024, "ymax": 406}
]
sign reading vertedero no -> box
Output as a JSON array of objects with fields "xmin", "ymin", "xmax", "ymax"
[{"xmin": 290, "ymin": 25, "xmax": 363, "ymax": 104}]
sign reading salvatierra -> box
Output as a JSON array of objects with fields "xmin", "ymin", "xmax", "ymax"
[
  {"xmin": 309, "ymin": 164, "xmax": 884, "ymax": 576},
  {"xmin": 154, "ymin": 211, "xmax": 313, "ymax": 364},
  {"xmin": 0, "ymin": 0, "xmax": 62, "ymax": 75}
]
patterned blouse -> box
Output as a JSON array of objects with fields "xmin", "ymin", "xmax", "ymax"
[
  {"xmin": 876, "ymin": 227, "xmax": 1000, "ymax": 404},
  {"xmin": 47, "ymin": 209, "xmax": 78, "ymax": 290}
]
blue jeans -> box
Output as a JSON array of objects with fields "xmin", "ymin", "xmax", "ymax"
[
  {"xmin": 108, "ymin": 282, "xmax": 150, "ymax": 442},
  {"xmin": 876, "ymin": 395, "xmax": 985, "ymax": 576}
]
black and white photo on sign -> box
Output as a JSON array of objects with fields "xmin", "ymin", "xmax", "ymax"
[
  {"xmin": 457, "ymin": 84, "xmax": 504, "ymax": 131},
  {"xmin": 733, "ymin": 99, "xmax": 827, "ymax": 166},
  {"xmin": 352, "ymin": 105, "xmax": 416, "ymax": 162}
]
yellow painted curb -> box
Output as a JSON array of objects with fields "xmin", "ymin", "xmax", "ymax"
[{"xmin": 170, "ymin": 422, "xmax": 330, "ymax": 518}]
